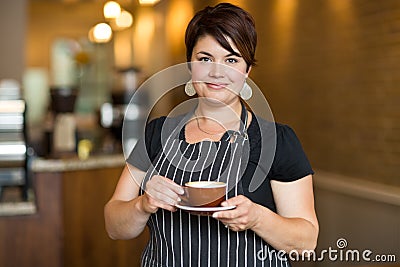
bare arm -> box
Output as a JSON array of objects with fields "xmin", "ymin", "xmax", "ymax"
[
  {"xmin": 104, "ymin": 164, "xmax": 184, "ymax": 240},
  {"xmin": 213, "ymin": 175, "xmax": 319, "ymax": 253}
]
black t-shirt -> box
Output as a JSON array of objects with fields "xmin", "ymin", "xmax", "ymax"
[{"xmin": 128, "ymin": 113, "xmax": 314, "ymax": 212}]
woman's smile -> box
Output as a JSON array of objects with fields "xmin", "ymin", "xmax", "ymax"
[{"xmin": 205, "ymin": 82, "xmax": 229, "ymax": 90}]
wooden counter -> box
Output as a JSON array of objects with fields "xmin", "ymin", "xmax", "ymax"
[{"xmin": 0, "ymin": 155, "xmax": 149, "ymax": 267}]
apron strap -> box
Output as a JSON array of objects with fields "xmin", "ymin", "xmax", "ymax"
[{"xmin": 226, "ymin": 101, "xmax": 248, "ymax": 142}]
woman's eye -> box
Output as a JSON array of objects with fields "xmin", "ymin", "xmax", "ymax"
[
  {"xmin": 226, "ymin": 58, "xmax": 238, "ymax": 64},
  {"xmin": 199, "ymin": 57, "xmax": 212, "ymax": 62}
]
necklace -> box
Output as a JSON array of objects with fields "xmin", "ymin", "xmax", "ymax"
[{"xmin": 194, "ymin": 113, "xmax": 226, "ymax": 136}]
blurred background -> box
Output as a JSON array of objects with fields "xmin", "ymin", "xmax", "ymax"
[{"xmin": 0, "ymin": 0, "xmax": 398, "ymax": 266}]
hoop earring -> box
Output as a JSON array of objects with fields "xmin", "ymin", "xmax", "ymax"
[
  {"xmin": 239, "ymin": 82, "xmax": 252, "ymax": 100},
  {"xmin": 184, "ymin": 80, "xmax": 196, "ymax": 96}
]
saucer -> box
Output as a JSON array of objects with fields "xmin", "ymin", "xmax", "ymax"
[{"xmin": 176, "ymin": 204, "xmax": 236, "ymax": 216}]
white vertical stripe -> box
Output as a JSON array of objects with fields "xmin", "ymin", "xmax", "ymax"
[
  {"xmin": 171, "ymin": 140, "xmax": 189, "ymax": 183},
  {"xmin": 232, "ymin": 143, "xmax": 240, "ymax": 184},
  {"xmin": 217, "ymin": 222, "xmax": 221, "ymax": 267},
  {"xmin": 232, "ymin": 137, "xmax": 247, "ymax": 267},
  {"xmin": 181, "ymin": 142, "xmax": 197, "ymax": 184},
  {"xmin": 179, "ymin": 209, "xmax": 184, "ymax": 266},
  {"xmin": 227, "ymin": 143, "xmax": 237, "ymax": 267},
  {"xmin": 244, "ymin": 229, "xmax": 248, "ymax": 267},
  {"xmin": 198, "ymin": 217, "xmax": 201, "ymax": 266},
  {"xmin": 227, "ymin": 229, "xmax": 230, "ymax": 267},
  {"xmin": 189, "ymin": 214, "xmax": 192, "ymax": 266},
  {"xmin": 236, "ymin": 232, "xmax": 239, "ymax": 266},
  {"xmin": 224, "ymin": 141, "xmax": 240, "ymax": 267},
  {"xmin": 225, "ymin": 143, "xmax": 238, "ymax": 195},
  {"xmin": 199, "ymin": 142, "xmax": 213, "ymax": 181},
  {"xmin": 217, "ymin": 141, "xmax": 231, "ymax": 180},
  {"xmin": 207, "ymin": 216, "xmax": 211, "ymax": 266},
  {"xmin": 253, "ymin": 233, "xmax": 257, "ymax": 266},
  {"xmin": 207, "ymin": 142, "xmax": 221, "ymax": 181},
  {"xmin": 189, "ymin": 142, "xmax": 202, "ymax": 181},
  {"xmin": 233, "ymin": 139, "xmax": 246, "ymax": 265},
  {"xmin": 261, "ymin": 239, "xmax": 266, "ymax": 267}
]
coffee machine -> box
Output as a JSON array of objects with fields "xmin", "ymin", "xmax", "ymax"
[
  {"xmin": 48, "ymin": 86, "xmax": 78, "ymax": 157},
  {"xmin": 100, "ymin": 67, "xmax": 148, "ymax": 154}
]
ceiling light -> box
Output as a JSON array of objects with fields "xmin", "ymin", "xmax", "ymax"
[
  {"xmin": 90, "ymin": 23, "xmax": 113, "ymax": 43},
  {"xmin": 104, "ymin": 1, "xmax": 121, "ymax": 19},
  {"xmin": 116, "ymin": 10, "xmax": 133, "ymax": 28},
  {"xmin": 139, "ymin": 0, "xmax": 161, "ymax": 6}
]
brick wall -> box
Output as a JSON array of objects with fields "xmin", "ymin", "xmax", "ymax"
[{"xmin": 247, "ymin": 0, "xmax": 400, "ymax": 186}]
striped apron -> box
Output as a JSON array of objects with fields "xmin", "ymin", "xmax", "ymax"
[{"xmin": 139, "ymin": 103, "xmax": 290, "ymax": 267}]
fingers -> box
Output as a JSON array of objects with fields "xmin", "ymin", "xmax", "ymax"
[
  {"xmin": 220, "ymin": 194, "xmax": 246, "ymax": 207},
  {"xmin": 144, "ymin": 176, "xmax": 184, "ymax": 212},
  {"xmin": 213, "ymin": 195, "xmax": 247, "ymax": 219},
  {"xmin": 213, "ymin": 195, "xmax": 258, "ymax": 231},
  {"xmin": 143, "ymin": 194, "xmax": 177, "ymax": 213}
]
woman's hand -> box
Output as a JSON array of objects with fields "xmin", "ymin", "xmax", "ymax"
[
  {"xmin": 141, "ymin": 175, "xmax": 184, "ymax": 214},
  {"xmin": 212, "ymin": 176, "xmax": 318, "ymax": 253},
  {"xmin": 212, "ymin": 195, "xmax": 261, "ymax": 232}
]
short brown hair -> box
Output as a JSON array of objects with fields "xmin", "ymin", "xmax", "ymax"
[{"xmin": 185, "ymin": 3, "xmax": 257, "ymax": 72}]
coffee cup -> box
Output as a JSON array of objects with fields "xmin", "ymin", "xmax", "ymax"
[{"xmin": 180, "ymin": 181, "xmax": 226, "ymax": 207}]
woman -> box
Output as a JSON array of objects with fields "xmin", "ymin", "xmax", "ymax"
[{"xmin": 104, "ymin": 3, "xmax": 318, "ymax": 266}]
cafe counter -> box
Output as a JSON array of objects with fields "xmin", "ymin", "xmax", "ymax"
[{"xmin": 0, "ymin": 154, "xmax": 149, "ymax": 267}]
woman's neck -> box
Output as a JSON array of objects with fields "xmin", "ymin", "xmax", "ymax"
[{"xmin": 195, "ymin": 99, "xmax": 242, "ymax": 131}]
